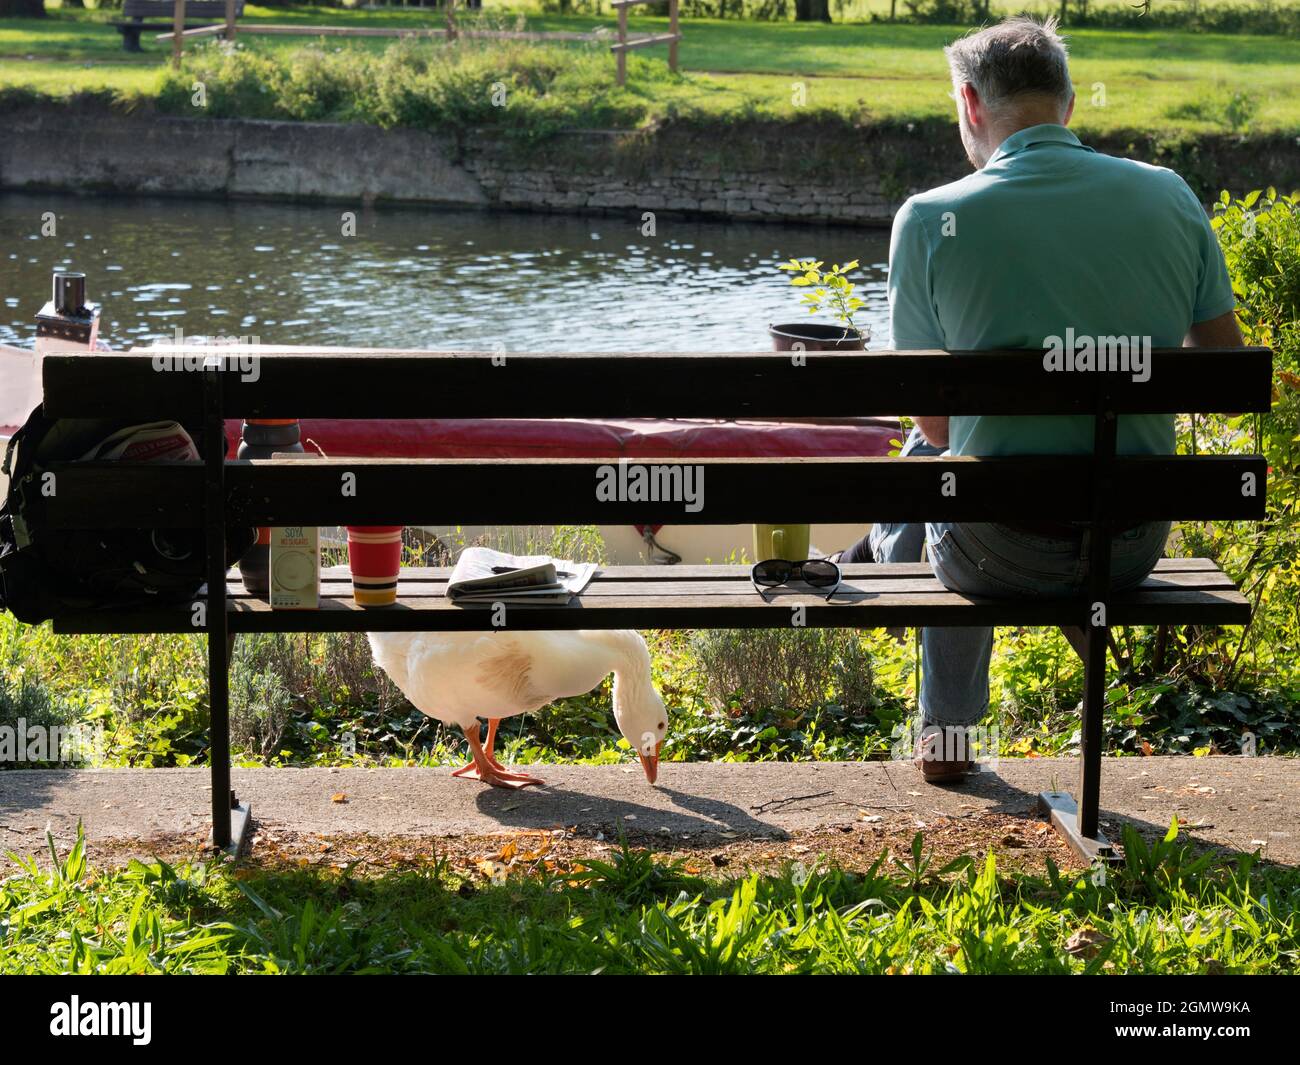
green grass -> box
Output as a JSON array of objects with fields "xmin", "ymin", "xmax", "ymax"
[
  {"xmin": 2, "ymin": 820, "xmax": 1295, "ymax": 974},
  {"xmin": 1, "ymin": 8, "xmax": 1297, "ymax": 136}
]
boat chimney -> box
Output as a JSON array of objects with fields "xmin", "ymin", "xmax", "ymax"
[{"xmin": 36, "ymin": 269, "xmax": 101, "ymax": 355}]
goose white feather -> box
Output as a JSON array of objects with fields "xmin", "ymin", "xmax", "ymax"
[{"xmin": 368, "ymin": 629, "xmax": 668, "ymax": 787}]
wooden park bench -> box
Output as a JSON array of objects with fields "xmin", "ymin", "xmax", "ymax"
[
  {"xmin": 112, "ymin": 0, "xmax": 245, "ymax": 52},
  {"xmin": 34, "ymin": 346, "xmax": 1270, "ymax": 863}
]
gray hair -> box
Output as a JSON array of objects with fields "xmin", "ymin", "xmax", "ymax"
[{"xmin": 945, "ymin": 16, "xmax": 1073, "ymax": 116}]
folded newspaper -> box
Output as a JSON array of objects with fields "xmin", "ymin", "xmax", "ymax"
[{"xmin": 446, "ymin": 547, "xmax": 597, "ymax": 606}]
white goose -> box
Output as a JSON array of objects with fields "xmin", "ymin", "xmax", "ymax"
[{"xmin": 367, "ymin": 629, "xmax": 668, "ymax": 789}]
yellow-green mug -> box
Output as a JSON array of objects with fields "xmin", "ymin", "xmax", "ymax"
[{"xmin": 753, "ymin": 523, "xmax": 810, "ymax": 562}]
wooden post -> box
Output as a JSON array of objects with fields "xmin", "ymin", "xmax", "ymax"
[
  {"xmin": 224, "ymin": 0, "xmax": 237, "ymax": 44},
  {"xmin": 616, "ymin": 5, "xmax": 627, "ymax": 86},
  {"xmin": 446, "ymin": 0, "xmax": 457, "ymax": 42},
  {"xmin": 172, "ymin": 0, "xmax": 186, "ymax": 69},
  {"xmin": 668, "ymin": 0, "xmax": 678, "ymax": 74}
]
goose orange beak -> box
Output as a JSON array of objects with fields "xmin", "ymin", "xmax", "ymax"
[{"xmin": 638, "ymin": 742, "xmax": 663, "ymax": 785}]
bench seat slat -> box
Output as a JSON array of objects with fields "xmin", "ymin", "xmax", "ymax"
[
  {"xmin": 50, "ymin": 561, "xmax": 1248, "ymax": 634},
  {"xmin": 317, "ymin": 559, "xmax": 1227, "ymax": 582},
  {"xmin": 271, "ymin": 557, "xmax": 1226, "ymax": 583},
  {"xmin": 301, "ymin": 558, "xmax": 1230, "ymax": 582},
  {"xmin": 261, "ymin": 570, "xmax": 1238, "ymax": 599}
]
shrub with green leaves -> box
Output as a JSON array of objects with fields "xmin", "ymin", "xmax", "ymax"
[
  {"xmin": 691, "ymin": 627, "xmax": 875, "ymax": 717},
  {"xmin": 228, "ymin": 636, "xmax": 297, "ymax": 761},
  {"xmin": 158, "ymin": 37, "xmax": 673, "ymax": 137},
  {"xmin": 1191, "ymin": 190, "xmax": 1300, "ymax": 687},
  {"xmin": 0, "ymin": 673, "xmax": 80, "ymax": 769}
]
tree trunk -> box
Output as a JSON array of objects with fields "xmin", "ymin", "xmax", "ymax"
[
  {"xmin": 795, "ymin": 0, "xmax": 831, "ymax": 20},
  {"xmin": 0, "ymin": 0, "xmax": 47, "ymax": 15}
]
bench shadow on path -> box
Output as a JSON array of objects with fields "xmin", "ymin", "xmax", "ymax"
[
  {"xmin": 472, "ymin": 780, "xmax": 788, "ymax": 840},
  {"xmin": 0, "ymin": 768, "xmax": 80, "ymax": 819},
  {"xmin": 469, "ymin": 765, "xmax": 1299, "ymax": 870},
  {"xmin": 935, "ymin": 768, "xmax": 1296, "ymax": 868}
]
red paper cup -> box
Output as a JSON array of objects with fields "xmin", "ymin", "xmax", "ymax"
[{"xmin": 346, "ymin": 526, "xmax": 403, "ymax": 607}]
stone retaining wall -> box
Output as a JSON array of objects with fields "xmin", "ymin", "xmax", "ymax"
[{"xmin": 2, "ymin": 101, "xmax": 1295, "ymax": 225}]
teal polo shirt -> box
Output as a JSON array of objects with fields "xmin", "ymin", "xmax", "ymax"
[{"xmin": 888, "ymin": 123, "xmax": 1236, "ymax": 457}]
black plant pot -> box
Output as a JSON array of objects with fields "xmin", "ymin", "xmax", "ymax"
[{"xmin": 768, "ymin": 322, "xmax": 865, "ymax": 351}]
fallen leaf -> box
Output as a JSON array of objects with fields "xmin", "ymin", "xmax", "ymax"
[
  {"xmin": 1065, "ymin": 927, "xmax": 1110, "ymax": 959},
  {"xmin": 331, "ymin": 793, "xmax": 347, "ymax": 804}
]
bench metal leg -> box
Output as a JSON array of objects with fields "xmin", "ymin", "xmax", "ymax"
[
  {"xmin": 1039, "ymin": 411, "xmax": 1121, "ymax": 866},
  {"xmin": 1043, "ymin": 624, "xmax": 1116, "ymax": 864},
  {"xmin": 1038, "ymin": 791, "xmax": 1113, "ymax": 864},
  {"xmin": 209, "ymin": 632, "xmax": 250, "ymax": 855},
  {"xmin": 204, "ymin": 363, "xmax": 250, "ymax": 856},
  {"xmin": 1078, "ymin": 621, "xmax": 1106, "ymax": 839},
  {"xmin": 119, "ymin": 20, "xmax": 144, "ymax": 52}
]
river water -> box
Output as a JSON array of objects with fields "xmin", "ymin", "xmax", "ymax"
[{"xmin": 1, "ymin": 193, "xmax": 892, "ymax": 351}]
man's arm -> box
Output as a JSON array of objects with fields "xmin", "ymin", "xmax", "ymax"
[
  {"xmin": 1185, "ymin": 309, "xmax": 1247, "ymax": 416},
  {"xmin": 914, "ymin": 415, "xmax": 950, "ymax": 447},
  {"xmin": 1184, "ymin": 309, "xmax": 1245, "ymax": 349}
]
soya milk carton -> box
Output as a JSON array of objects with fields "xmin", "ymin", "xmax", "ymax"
[{"xmin": 270, "ymin": 525, "xmax": 320, "ymax": 609}]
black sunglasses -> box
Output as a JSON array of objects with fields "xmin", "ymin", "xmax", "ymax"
[{"xmin": 750, "ymin": 558, "xmax": 842, "ymax": 601}]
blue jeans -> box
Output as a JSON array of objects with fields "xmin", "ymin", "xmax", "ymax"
[{"xmin": 849, "ymin": 426, "xmax": 1170, "ymax": 727}]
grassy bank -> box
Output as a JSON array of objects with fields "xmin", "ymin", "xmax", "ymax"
[
  {"xmin": 1, "ymin": 9, "xmax": 1297, "ymax": 137},
  {"xmin": 3, "ymin": 820, "xmax": 1296, "ymax": 973}
]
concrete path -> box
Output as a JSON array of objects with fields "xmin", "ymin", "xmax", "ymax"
[{"xmin": 1, "ymin": 756, "xmax": 1295, "ymax": 864}]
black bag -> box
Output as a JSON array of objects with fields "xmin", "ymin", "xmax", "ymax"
[{"xmin": 0, "ymin": 405, "xmax": 255, "ymax": 625}]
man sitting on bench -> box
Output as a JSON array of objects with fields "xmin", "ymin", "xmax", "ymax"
[{"xmin": 833, "ymin": 16, "xmax": 1245, "ymax": 782}]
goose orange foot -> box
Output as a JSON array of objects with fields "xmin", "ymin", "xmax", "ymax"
[{"xmin": 456, "ymin": 720, "xmax": 545, "ymax": 789}]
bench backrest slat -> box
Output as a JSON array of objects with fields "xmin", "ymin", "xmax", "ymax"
[
  {"xmin": 121, "ymin": 0, "xmax": 244, "ymax": 18},
  {"xmin": 41, "ymin": 348, "xmax": 1273, "ymax": 420},
  {"xmin": 38, "ymin": 454, "xmax": 1266, "ymax": 529}
]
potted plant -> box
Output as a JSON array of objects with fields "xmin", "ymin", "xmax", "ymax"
[{"xmin": 769, "ymin": 258, "xmax": 870, "ymax": 351}]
